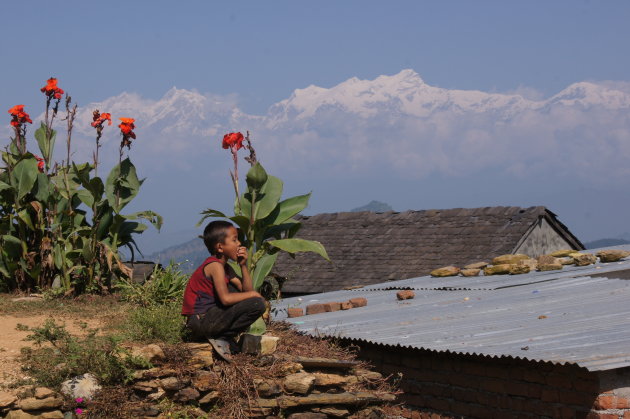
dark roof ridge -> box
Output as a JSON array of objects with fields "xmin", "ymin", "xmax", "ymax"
[{"xmin": 301, "ymin": 205, "xmax": 548, "ymax": 219}]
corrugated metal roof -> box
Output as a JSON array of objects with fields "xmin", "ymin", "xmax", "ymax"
[{"xmin": 272, "ymin": 246, "xmax": 630, "ymax": 371}]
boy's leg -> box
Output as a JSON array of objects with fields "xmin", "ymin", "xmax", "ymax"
[{"xmin": 199, "ymin": 297, "xmax": 266, "ymax": 339}]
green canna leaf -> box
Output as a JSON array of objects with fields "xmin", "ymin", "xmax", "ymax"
[
  {"xmin": 11, "ymin": 157, "xmax": 38, "ymax": 202},
  {"xmin": 267, "ymin": 238, "xmax": 330, "ymax": 261},
  {"xmin": 262, "ymin": 192, "xmax": 311, "ymax": 226},
  {"xmin": 252, "ymin": 253, "xmax": 278, "ymax": 290}
]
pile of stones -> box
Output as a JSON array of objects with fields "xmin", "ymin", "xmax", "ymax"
[
  {"xmin": 1, "ymin": 336, "xmax": 397, "ymax": 418},
  {"xmin": 430, "ymin": 249, "xmax": 630, "ymax": 278},
  {"xmin": 0, "ymin": 387, "xmax": 65, "ymax": 418}
]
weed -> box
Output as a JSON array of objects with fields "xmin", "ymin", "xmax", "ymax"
[
  {"xmin": 119, "ymin": 301, "xmax": 188, "ymax": 344},
  {"xmin": 116, "ymin": 262, "xmax": 187, "ymax": 307},
  {"xmin": 18, "ymin": 318, "xmax": 149, "ymax": 388}
]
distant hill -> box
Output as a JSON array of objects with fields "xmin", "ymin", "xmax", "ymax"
[
  {"xmin": 350, "ymin": 200, "xmax": 393, "ymax": 212},
  {"xmin": 584, "ymin": 238, "xmax": 630, "ymax": 249},
  {"xmin": 149, "ymin": 237, "xmax": 206, "ymax": 274}
]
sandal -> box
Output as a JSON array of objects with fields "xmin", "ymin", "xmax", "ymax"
[{"xmin": 208, "ymin": 338, "xmax": 232, "ymax": 363}]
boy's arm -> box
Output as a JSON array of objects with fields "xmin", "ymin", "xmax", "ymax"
[
  {"xmin": 237, "ymin": 246, "xmax": 255, "ymax": 292},
  {"xmin": 205, "ymin": 263, "xmax": 261, "ymax": 306}
]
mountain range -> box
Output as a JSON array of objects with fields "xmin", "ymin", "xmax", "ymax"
[
  {"xmin": 3, "ymin": 70, "xmax": 629, "ymax": 254},
  {"xmin": 19, "ymin": 69, "xmax": 628, "ymax": 182}
]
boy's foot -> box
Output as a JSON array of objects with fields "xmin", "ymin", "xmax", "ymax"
[
  {"xmin": 207, "ymin": 338, "xmax": 232, "ymax": 363},
  {"xmin": 224, "ymin": 337, "xmax": 241, "ymax": 354}
]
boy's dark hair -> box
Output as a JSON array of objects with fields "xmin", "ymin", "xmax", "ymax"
[{"xmin": 203, "ymin": 220, "xmax": 234, "ymax": 255}]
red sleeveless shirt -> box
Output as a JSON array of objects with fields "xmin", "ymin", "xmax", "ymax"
[{"xmin": 181, "ymin": 256, "xmax": 233, "ymax": 315}]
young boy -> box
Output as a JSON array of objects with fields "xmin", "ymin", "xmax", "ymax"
[{"xmin": 182, "ymin": 220, "xmax": 266, "ymax": 361}]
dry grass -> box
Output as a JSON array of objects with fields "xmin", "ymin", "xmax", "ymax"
[{"xmin": 0, "ymin": 293, "xmax": 130, "ymax": 327}]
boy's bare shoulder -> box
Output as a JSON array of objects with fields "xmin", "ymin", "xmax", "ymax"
[{"xmin": 203, "ymin": 260, "xmax": 224, "ymax": 277}]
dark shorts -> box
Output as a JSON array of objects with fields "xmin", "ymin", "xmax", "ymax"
[{"xmin": 186, "ymin": 296, "xmax": 266, "ymax": 339}]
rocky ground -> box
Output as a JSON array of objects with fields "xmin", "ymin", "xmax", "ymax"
[{"xmin": 0, "ymin": 320, "xmax": 407, "ymax": 418}]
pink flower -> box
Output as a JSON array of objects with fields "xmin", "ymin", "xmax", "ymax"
[
  {"xmin": 75, "ymin": 397, "xmax": 84, "ymax": 403},
  {"xmin": 75, "ymin": 408, "xmax": 83, "ymax": 415}
]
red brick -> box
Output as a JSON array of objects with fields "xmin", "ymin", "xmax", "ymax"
[
  {"xmin": 508, "ymin": 367, "xmax": 524, "ymax": 381},
  {"xmin": 449, "ymin": 401, "xmax": 470, "ymax": 416},
  {"xmin": 340, "ymin": 301, "xmax": 353, "ymax": 310},
  {"xmin": 552, "ymin": 405, "xmax": 576, "ymax": 419},
  {"xmin": 594, "ymin": 394, "xmax": 617, "ymax": 410},
  {"xmin": 624, "ymin": 411, "xmax": 630, "ymax": 419},
  {"xmin": 547, "ymin": 372, "xmax": 573, "ymax": 389},
  {"xmin": 429, "ymin": 357, "xmax": 450, "ymax": 372},
  {"xmin": 485, "ymin": 365, "xmax": 510, "ymax": 379},
  {"xmin": 425, "ymin": 397, "xmax": 450, "ymax": 412},
  {"xmin": 397, "ymin": 290, "xmax": 416, "ymax": 300},
  {"xmin": 287, "ymin": 307, "xmax": 304, "ymax": 318},
  {"xmin": 305, "ymin": 303, "xmax": 325, "ymax": 315},
  {"xmin": 563, "ymin": 391, "xmax": 593, "ymax": 406},
  {"xmin": 323, "ymin": 301, "xmax": 341, "ymax": 312},
  {"xmin": 616, "ymin": 397, "xmax": 630, "ymax": 409},
  {"xmin": 587, "ymin": 414, "xmax": 619, "ymax": 419},
  {"xmin": 496, "ymin": 395, "xmax": 511, "ymax": 410},
  {"xmin": 423, "ymin": 383, "xmax": 450, "ymax": 398},
  {"xmin": 448, "ymin": 373, "xmax": 477, "ymax": 388},
  {"xmin": 532, "ymin": 400, "xmax": 554, "ymax": 416},
  {"xmin": 380, "ymin": 364, "xmax": 402, "ymax": 378},
  {"xmin": 522, "ymin": 369, "xmax": 546, "ymax": 384},
  {"xmin": 462, "ymin": 362, "xmax": 485, "ymax": 376},
  {"xmin": 384, "ymin": 351, "xmax": 402, "ymax": 365},
  {"xmin": 481, "ymin": 378, "xmax": 507, "ymax": 394},
  {"xmin": 505, "ymin": 381, "xmax": 530, "ymax": 397},
  {"xmin": 468, "ymin": 404, "xmax": 491, "ymax": 418},
  {"xmin": 541, "ymin": 388, "xmax": 559, "ymax": 403},
  {"xmin": 574, "ymin": 379, "xmax": 599, "ymax": 393},
  {"xmin": 451, "ymin": 387, "xmax": 477, "ymax": 403},
  {"xmin": 401, "ymin": 393, "xmax": 427, "ymax": 407},
  {"xmin": 349, "ymin": 297, "xmax": 367, "ymax": 307},
  {"xmin": 476, "ymin": 392, "xmax": 498, "ymax": 407},
  {"xmin": 402, "ymin": 355, "xmax": 426, "ymax": 369},
  {"xmin": 527, "ymin": 383, "xmax": 542, "ymax": 398}
]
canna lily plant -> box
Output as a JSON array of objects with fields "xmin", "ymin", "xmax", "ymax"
[
  {"xmin": 199, "ymin": 132, "xmax": 329, "ymax": 298},
  {"xmin": 0, "ymin": 78, "xmax": 161, "ymax": 294}
]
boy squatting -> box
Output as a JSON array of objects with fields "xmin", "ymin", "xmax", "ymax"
[{"xmin": 182, "ymin": 220, "xmax": 266, "ymax": 361}]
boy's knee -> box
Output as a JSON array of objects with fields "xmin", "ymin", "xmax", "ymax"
[{"xmin": 250, "ymin": 297, "xmax": 266, "ymax": 315}]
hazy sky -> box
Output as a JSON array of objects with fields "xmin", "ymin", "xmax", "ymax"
[{"xmin": 2, "ymin": 1, "xmax": 630, "ymax": 253}]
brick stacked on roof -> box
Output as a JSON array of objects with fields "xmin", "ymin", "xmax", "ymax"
[{"xmin": 275, "ymin": 206, "xmax": 580, "ymax": 295}]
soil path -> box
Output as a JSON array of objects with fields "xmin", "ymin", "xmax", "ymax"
[{"xmin": 0, "ymin": 314, "xmax": 101, "ymax": 386}]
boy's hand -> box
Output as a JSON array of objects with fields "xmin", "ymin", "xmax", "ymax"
[{"xmin": 236, "ymin": 246, "xmax": 248, "ymax": 266}]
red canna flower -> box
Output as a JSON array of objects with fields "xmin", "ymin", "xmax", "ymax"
[
  {"xmin": 118, "ymin": 117, "xmax": 136, "ymax": 151},
  {"xmin": 118, "ymin": 118, "xmax": 136, "ymax": 139},
  {"xmin": 34, "ymin": 155, "xmax": 45, "ymax": 173},
  {"xmin": 91, "ymin": 111, "xmax": 112, "ymax": 128},
  {"xmin": 222, "ymin": 132, "xmax": 244, "ymax": 150},
  {"xmin": 40, "ymin": 78, "xmax": 65, "ymax": 100},
  {"xmin": 8, "ymin": 104, "xmax": 33, "ymax": 127}
]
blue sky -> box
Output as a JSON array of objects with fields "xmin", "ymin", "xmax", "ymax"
[
  {"xmin": 2, "ymin": 1, "xmax": 630, "ymax": 253},
  {"xmin": 3, "ymin": 1, "xmax": 629, "ymax": 112}
]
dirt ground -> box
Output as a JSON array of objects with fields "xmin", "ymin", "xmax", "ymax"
[{"xmin": 0, "ymin": 299, "xmax": 104, "ymax": 387}]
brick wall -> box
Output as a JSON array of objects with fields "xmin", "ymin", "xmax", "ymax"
[{"xmin": 351, "ymin": 341, "xmax": 630, "ymax": 418}]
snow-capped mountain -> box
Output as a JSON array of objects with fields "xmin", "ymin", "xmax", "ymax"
[{"xmin": 5, "ymin": 69, "xmax": 630, "ymax": 182}]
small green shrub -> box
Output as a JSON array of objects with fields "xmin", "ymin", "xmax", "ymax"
[
  {"xmin": 116, "ymin": 262, "xmax": 187, "ymax": 307},
  {"xmin": 121, "ymin": 301, "xmax": 187, "ymax": 344},
  {"xmin": 18, "ymin": 318, "xmax": 149, "ymax": 388}
]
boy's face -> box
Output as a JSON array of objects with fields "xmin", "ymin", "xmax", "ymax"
[{"xmin": 218, "ymin": 226, "xmax": 241, "ymax": 260}]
